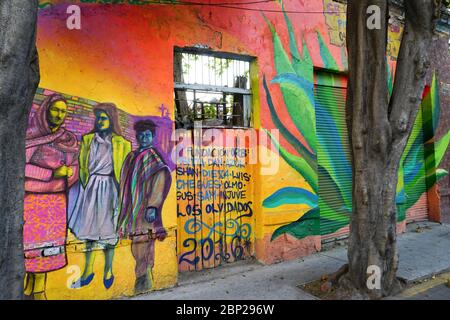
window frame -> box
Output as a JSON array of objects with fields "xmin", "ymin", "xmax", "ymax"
[{"xmin": 174, "ymin": 47, "xmax": 255, "ymax": 129}]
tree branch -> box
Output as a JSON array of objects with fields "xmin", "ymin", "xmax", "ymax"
[{"xmin": 388, "ymin": 0, "xmax": 441, "ymax": 142}]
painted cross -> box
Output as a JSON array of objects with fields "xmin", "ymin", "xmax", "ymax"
[{"xmin": 159, "ymin": 104, "xmax": 168, "ymax": 118}]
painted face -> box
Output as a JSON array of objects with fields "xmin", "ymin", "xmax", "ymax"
[
  {"xmin": 95, "ymin": 111, "xmax": 111, "ymax": 132},
  {"xmin": 137, "ymin": 129, "xmax": 153, "ymax": 149},
  {"xmin": 47, "ymin": 100, "xmax": 67, "ymax": 128}
]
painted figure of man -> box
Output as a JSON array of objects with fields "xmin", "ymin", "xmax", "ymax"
[
  {"xmin": 24, "ymin": 94, "xmax": 79, "ymax": 300},
  {"xmin": 69, "ymin": 103, "xmax": 131, "ymax": 289},
  {"xmin": 117, "ymin": 120, "xmax": 172, "ymax": 294}
]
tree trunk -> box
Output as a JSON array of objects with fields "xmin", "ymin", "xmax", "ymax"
[
  {"xmin": 0, "ymin": 0, "xmax": 40, "ymax": 299},
  {"xmin": 339, "ymin": 0, "xmax": 441, "ymax": 299}
]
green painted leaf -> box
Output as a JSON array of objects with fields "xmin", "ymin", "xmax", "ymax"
[
  {"xmin": 434, "ymin": 130, "xmax": 450, "ymax": 168},
  {"xmin": 263, "ymin": 187, "xmax": 318, "ymax": 209},
  {"xmin": 271, "ymin": 207, "xmax": 320, "ymax": 241},
  {"xmin": 403, "ymin": 74, "xmax": 440, "ymax": 165},
  {"xmin": 415, "ymin": 130, "xmax": 450, "ymax": 187},
  {"xmin": 315, "ymin": 99, "xmax": 353, "ymax": 209},
  {"xmin": 263, "ymin": 76, "xmax": 317, "ymax": 171},
  {"xmin": 317, "ymin": 164, "xmax": 351, "ymax": 217},
  {"xmin": 263, "ymin": 14, "xmax": 295, "ymax": 75},
  {"xmin": 400, "ymin": 130, "xmax": 450, "ymax": 216},
  {"xmin": 271, "ymin": 73, "xmax": 315, "ymax": 106},
  {"xmin": 317, "ymin": 31, "xmax": 339, "ymax": 70},
  {"xmin": 431, "ymin": 72, "xmax": 440, "ymax": 132},
  {"xmin": 275, "ymin": 82, "xmax": 317, "ymax": 152},
  {"xmin": 387, "ymin": 62, "xmax": 394, "ymax": 98},
  {"xmin": 397, "ymin": 206, "xmax": 406, "ymax": 222},
  {"xmin": 266, "ymin": 130, "xmax": 318, "ymax": 194},
  {"xmin": 271, "ymin": 205, "xmax": 351, "ymax": 240},
  {"xmin": 396, "ymin": 161, "xmax": 406, "ymax": 204},
  {"xmin": 282, "ymin": 5, "xmax": 314, "ymax": 83},
  {"xmin": 437, "ymin": 168, "xmax": 449, "ymax": 179},
  {"xmin": 406, "ymin": 168, "xmax": 449, "ymax": 211},
  {"xmin": 422, "ymin": 73, "xmax": 440, "ymax": 143},
  {"xmin": 401, "ymin": 101, "xmax": 424, "ymax": 166},
  {"xmin": 264, "ymin": 14, "xmax": 316, "ymax": 153}
]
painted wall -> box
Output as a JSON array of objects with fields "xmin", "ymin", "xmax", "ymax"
[
  {"xmin": 259, "ymin": 0, "xmax": 450, "ymax": 253},
  {"xmin": 429, "ymin": 33, "xmax": 450, "ymax": 223},
  {"xmin": 29, "ymin": 0, "xmax": 449, "ymax": 299},
  {"xmin": 25, "ymin": 88, "xmax": 175, "ymax": 299},
  {"xmin": 176, "ymin": 128, "xmax": 255, "ymax": 271}
]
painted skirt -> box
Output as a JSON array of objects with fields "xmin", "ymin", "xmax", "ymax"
[{"xmin": 24, "ymin": 193, "xmax": 67, "ymax": 273}]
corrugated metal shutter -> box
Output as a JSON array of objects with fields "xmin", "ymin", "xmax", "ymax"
[
  {"xmin": 314, "ymin": 71, "xmax": 431, "ymax": 243},
  {"xmin": 315, "ymin": 82, "xmax": 353, "ymax": 242},
  {"xmin": 315, "ymin": 75, "xmax": 429, "ymax": 239},
  {"xmin": 404, "ymin": 108, "xmax": 429, "ymax": 223}
]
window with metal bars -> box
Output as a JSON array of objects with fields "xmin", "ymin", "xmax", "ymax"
[{"xmin": 174, "ymin": 47, "xmax": 253, "ymax": 129}]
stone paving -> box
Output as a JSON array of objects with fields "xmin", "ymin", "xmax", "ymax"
[{"xmin": 131, "ymin": 222, "xmax": 450, "ymax": 300}]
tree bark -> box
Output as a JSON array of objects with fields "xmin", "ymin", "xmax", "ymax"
[
  {"xmin": 0, "ymin": 0, "xmax": 40, "ymax": 299},
  {"xmin": 339, "ymin": 0, "xmax": 440, "ymax": 299}
]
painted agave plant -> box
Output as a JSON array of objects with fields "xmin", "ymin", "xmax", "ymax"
[{"xmin": 262, "ymin": 8, "xmax": 450, "ymax": 241}]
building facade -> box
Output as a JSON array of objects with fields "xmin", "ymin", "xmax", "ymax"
[{"xmin": 26, "ymin": 0, "xmax": 450, "ymax": 299}]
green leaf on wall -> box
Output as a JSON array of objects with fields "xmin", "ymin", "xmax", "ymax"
[
  {"xmin": 316, "ymin": 31, "xmax": 339, "ymax": 71},
  {"xmin": 271, "ymin": 207, "xmax": 320, "ymax": 241},
  {"xmin": 406, "ymin": 130, "xmax": 450, "ymax": 193},
  {"xmin": 431, "ymin": 73, "xmax": 440, "ymax": 133},
  {"xmin": 433, "ymin": 130, "xmax": 450, "ymax": 168},
  {"xmin": 318, "ymin": 164, "xmax": 351, "ymax": 215},
  {"xmin": 263, "ymin": 187, "xmax": 318, "ymax": 209},
  {"xmin": 387, "ymin": 62, "xmax": 394, "ymax": 98},
  {"xmin": 412, "ymin": 168, "xmax": 449, "ymax": 191},
  {"xmin": 263, "ymin": 76, "xmax": 317, "ymax": 171},
  {"xmin": 264, "ymin": 14, "xmax": 317, "ymax": 153},
  {"xmin": 265, "ymin": 129, "xmax": 318, "ymax": 194},
  {"xmin": 282, "ymin": 5, "xmax": 314, "ymax": 83}
]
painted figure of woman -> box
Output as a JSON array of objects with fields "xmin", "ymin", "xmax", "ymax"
[
  {"xmin": 69, "ymin": 103, "xmax": 131, "ymax": 289},
  {"xmin": 23, "ymin": 94, "xmax": 79, "ymax": 300},
  {"xmin": 117, "ymin": 120, "xmax": 171, "ymax": 294}
]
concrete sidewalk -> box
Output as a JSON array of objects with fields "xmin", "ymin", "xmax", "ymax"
[{"xmin": 131, "ymin": 221, "xmax": 450, "ymax": 300}]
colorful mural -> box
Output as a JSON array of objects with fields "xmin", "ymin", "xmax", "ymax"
[
  {"xmin": 262, "ymin": 8, "xmax": 450, "ymax": 241},
  {"xmin": 24, "ymin": 94, "xmax": 79, "ymax": 300},
  {"xmin": 38, "ymin": 0, "xmax": 178, "ymax": 9},
  {"xmin": 117, "ymin": 120, "xmax": 172, "ymax": 294},
  {"xmin": 28, "ymin": 0, "xmax": 449, "ymax": 299},
  {"xmin": 69, "ymin": 103, "xmax": 131, "ymax": 291},
  {"xmin": 322, "ymin": 0, "xmax": 403, "ymax": 62},
  {"xmin": 23, "ymin": 89, "xmax": 173, "ymax": 299},
  {"xmin": 176, "ymin": 129, "xmax": 254, "ymax": 271},
  {"xmin": 322, "ymin": 0, "xmax": 346, "ymax": 47}
]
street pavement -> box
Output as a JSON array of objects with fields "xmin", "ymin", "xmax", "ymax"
[
  {"xmin": 393, "ymin": 270, "xmax": 450, "ymax": 300},
  {"xmin": 131, "ymin": 221, "xmax": 450, "ymax": 300}
]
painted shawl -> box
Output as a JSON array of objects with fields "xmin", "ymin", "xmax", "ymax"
[
  {"xmin": 117, "ymin": 147, "xmax": 171, "ymax": 236},
  {"xmin": 25, "ymin": 94, "xmax": 79, "ymax": 193}
]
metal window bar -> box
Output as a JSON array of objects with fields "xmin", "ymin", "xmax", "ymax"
[
  {"xmin": 175, "ymin": 97, "xmax": 247, "ymax": 128},
  {"xmin": 178, "ymin": 52, "xmax": 250, "ymax": 88},
  {"xmin": 174, "ymin": 50, "xmax": 253, "ymax": 129}
]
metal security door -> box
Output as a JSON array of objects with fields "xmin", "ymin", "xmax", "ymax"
[
  {"xmin": 404, "ymin": 106, "xmax": 429, "ymax": 223},
  {"xmin": 315, "ymin": 82, "xmax": 352, "ymax": 242},
  {"xmin": 176, "ymin": 128, "xmax": 255, "ymax": 272}
]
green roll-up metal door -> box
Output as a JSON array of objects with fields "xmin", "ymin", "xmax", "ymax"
[
  {"xmin": 315, "ymin": 77, "xmax": 353, "ymax": 242},
  {"xmin": 315, "ymin": 71, "xmax": 430, "ymax": 242},
  {"xmin": 403, "ymin": 107, "xmax": 429, "ymax": 223}
]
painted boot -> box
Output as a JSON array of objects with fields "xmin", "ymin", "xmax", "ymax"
[{"xmin": 134, "ymin": 274, "xmax": 151, "ymax": 295}]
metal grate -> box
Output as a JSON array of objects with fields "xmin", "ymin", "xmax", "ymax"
[
  {"xmin": 174, "ymin": 94, "xmax": 249, "ymax": 128},
  {"xmin": 174, "ymin": 49, "xmax": 253, "ymax": 129}
]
